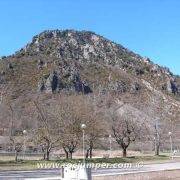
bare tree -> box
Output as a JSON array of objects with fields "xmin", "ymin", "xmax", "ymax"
[
  {"xmin": 108, "ymin": 104, "xmax": 149, "ymax": 157},
  {"xmin": 52, "ymin": 93, "xmax": 107, "ymax": 159},
  {"xmin": 82, "ymin": 95, "xmax": 106, "ymax": 159},
  {"xmin": 33, "ymin": 100, "xmax": 59, "ymax": 160},
  {"xmin": 62, "ymin": 134, "xmax": 80, "ymax": 159},
  {"xmin": 10, "ymin": 135, "xmax": 24, "ymax": 162},
  {"xmin": 0, "ymin": 92, "xmax": 24, "ymax": 161},
  {"xmin": 151, "ymin": 96, "xmax": 180, "ymax": 156},
  {"xmin": 52, "ymin": 94, "xmax": 82, "ymax": 159}
]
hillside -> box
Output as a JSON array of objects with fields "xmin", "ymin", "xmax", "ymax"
[{"xmin": 0, "ymin": 29, "xmax": 179, "ymax": 128}]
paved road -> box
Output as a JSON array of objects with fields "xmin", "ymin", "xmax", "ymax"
[
  {"xmin": 93, "ymin": 162, "xmax": 180, "ymax": 177},
  {"xmin": 0, "ymin": 162, "xmax": 180, "ymax": 179},
  {"xmin": 0, "ymin": 169, "xmax": 60, "ymax": 180}
]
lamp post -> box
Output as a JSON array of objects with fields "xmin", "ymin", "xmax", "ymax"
[
  {"xmin": 81, "ymin": 124, "xmax": 86, "ymax": 164},
  {"xmin": 109, "ymin": 135, "xmax": 112, "ymax": 158},
  {"xmin": 168, "ymin": 132, "xmax": 173, "ymax": 160},
  {"xmin": 23, "ymin": 130, "xmax": 27, "ymax": 160},
  {"xmin": 153, "ymin": 136, "xmax": 156, "ymax": 155}
]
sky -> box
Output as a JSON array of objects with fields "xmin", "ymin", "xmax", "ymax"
[{"xmin": 0, "ymin": 0, "xmax": 180, "ymax": 75}]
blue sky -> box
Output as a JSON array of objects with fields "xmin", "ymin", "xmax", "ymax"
[{"xmin": 0, "ymin": 0, "xmax": 180, "ymax": 75}]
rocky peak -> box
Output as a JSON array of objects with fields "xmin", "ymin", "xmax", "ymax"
[
  {"xmin": 0, "ymin": 29, "xmax": 179, "ymax": 99},
  {"xmin": 17, "ymin": 30, "xmax": 142, "ymax": 67}
]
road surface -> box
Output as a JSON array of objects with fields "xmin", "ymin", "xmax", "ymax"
[
  {"xmin": 93, "ymin": 161, "xmax": 180, "ymax": 177},
  {"xmin": 0, "ymin": 162, "xmax": 180, "ymax": 179},
  {"xmin": 0, "ymin": 169, "xmax": 60, "ymax": 180}
]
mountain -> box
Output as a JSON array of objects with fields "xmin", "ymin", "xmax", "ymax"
[{"xmin": 0, "ymin": 29, "xmax": 179, "ymax": 126}]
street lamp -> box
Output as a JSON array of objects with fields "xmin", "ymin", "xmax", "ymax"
[
  {"xmin": 23, "ymin": 130, "xmax": 27, "ymax": 134},
  {"xmin": 109, "ymin": 135, "xmax": 112, "ymax": 158},
  {"xmin": 168, "ymin": 132, "xmax": 173, "ymax": 160},
  {"xmin": 81, "ymin": 124, "xmax": 86, "ymax": 164},
  {"xmin": 153, "ymin": 136, "xmax": 157, "ymax": 155},
  {"xmin": 23, "ymin": 130, "xmax": 27, "ymax": 160}
]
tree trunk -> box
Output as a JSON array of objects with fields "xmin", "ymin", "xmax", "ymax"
[
  {"xmin": 65, "ymin": 151, "xmax": 69, "ymax": 159},
  {"xmin": 46, "ymin": 150, "xmax": 50, "ymax": 161},
  {"xmin": 122, "ymin": 148, "xmax": 127, "ymax": 157},
  {"xmin": 43, "ymin": 152, "xmax": 46, "ymax": 160},
  {"xmin": 42, "ymin": 147, "xmax": 46, "ymax": 160},
  {"xmin": 86, "ymin": 145, "xmax": 93, "ymax": 159},
  {"xmin": 155, "ymin": 144, "xmax": 160, "ymax": 156},
  {"xmin": 69, "ymin": 152, "xmax": 73, "ymax": 159},
  {"xmin": 15, "ymin": 151, "xmax": 18, "ymax": 162},
  {"xmin": 63, "ymin": 147, "xmax": 69, "ymax": 159},
  {"xmin": 86, "ymin": 149, "xmax": 89, "ymax": 159},
  {"xmin": 89, "ymin": 147, "xmax": 93, "ymax": 158},
  {"xmin": 88, "ymin": 141, "xmax": 93, "ymax": 159}
]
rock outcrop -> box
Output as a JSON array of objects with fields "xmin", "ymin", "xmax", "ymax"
[{"xmin": 38, "ymin": 70, "xmax": 92, "ymax": 94}]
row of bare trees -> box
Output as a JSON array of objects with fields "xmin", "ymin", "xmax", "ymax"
[
  {"xmin": 0, "ymin": 83, "xmax": 178, "ymax": 161},
  {"xmin": 2, "ymin": 94, "xmax": 106, "ymax": 160}
]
